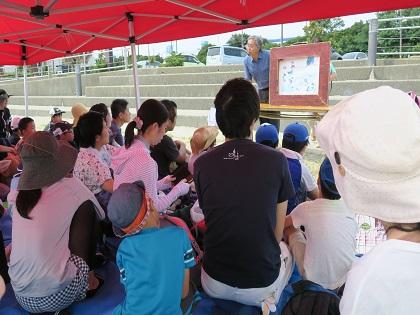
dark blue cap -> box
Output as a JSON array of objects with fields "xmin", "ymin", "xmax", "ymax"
[
  {"xmin": 256, "ymin": 123, "xmax": 279, "ymax": 145},
  {"xmin": 283, "ymin": 122, "xmax": 309, "ymax": 143}
]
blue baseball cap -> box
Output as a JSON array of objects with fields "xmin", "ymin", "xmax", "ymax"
[
  {"xmin": 283, "ymin": 122, "xmax": 309, "ymax": 143},
  {"xmin": 256, "ymin": 123, "xmax": 279, "ymax": 145},
  {"xmin": 319, "ymin": 158, "xmax": 340, "ymax": 199}
]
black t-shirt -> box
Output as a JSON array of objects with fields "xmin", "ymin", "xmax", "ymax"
[
  {"xmin": 0, "ymin": 108, "xmax": 11, "ymax": 139},
  {"xmin": 150, "ymin": 135, "xmax": 179, "ymax": 179},
  {"xmin": 194, "ymin": 139, "xmax": 294, "ymax": 288}
]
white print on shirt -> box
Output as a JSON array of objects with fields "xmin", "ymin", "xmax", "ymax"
[{"xmin": 223, "ymin": 149, "xmax": 244, "ymax": 161}]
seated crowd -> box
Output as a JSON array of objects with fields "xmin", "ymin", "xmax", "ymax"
[{"xmin": 0, "ymin": 82, "xmax": 418, "ymax": 315}]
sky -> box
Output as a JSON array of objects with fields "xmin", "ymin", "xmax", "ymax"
[{"xmin": 130, "ymin": 12, "xmax": 376, "ymax": 57}]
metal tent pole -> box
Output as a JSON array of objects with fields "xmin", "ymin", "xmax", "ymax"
[{"xmin": 128, "ymin": 13, "xmax": 141, "ymax": 110}]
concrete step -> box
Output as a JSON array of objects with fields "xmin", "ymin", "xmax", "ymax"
[
  {"xmin": 329, "ymin": 80, "xmax": 420, "ymax": 96},
  {"xmin": 8, "ymin": 95, "xmax": 215, "ymax": 111},
  {"xmin": 99, "ymin": 65, "xmax": 243, "ymax": 76},
  {"xmin": 373, "ymin": 64, "xmax": 420, "ymax": 80},
  {"xmin": 332, "ymin": 58, "xmax": 420, "ymax": 68},
  {"xmin": 98, "ymin": 71, "xmax": 243, "ymax": 86},
  {"xmin": 85, "ymin": 84, "xmax": 222, "ymax": 98}
]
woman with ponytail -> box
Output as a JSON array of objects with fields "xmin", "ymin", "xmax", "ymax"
[{"xmin": 112, "ymin": 99, "xmax": 190, "ymax": 213}]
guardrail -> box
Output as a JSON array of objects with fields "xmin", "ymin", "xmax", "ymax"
[{"xmin": 377, "ymin": 14, "xmax": 420, "ymax": 58}]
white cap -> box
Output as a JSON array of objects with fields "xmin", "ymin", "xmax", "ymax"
[
  {"xmin": 316, "ymin": 86, "xmax": 420, "ymax": 223},
  {"xmin": 49, "ymin": 107, "xmax": 65, "ymax": 116}
]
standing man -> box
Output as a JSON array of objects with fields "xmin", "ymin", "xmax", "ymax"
[{"xmin": 244, "ymin": 35, "xmax": 280, "ymax": 131}]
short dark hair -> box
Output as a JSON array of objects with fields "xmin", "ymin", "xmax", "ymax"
[
  {"xmin": 259, "ymin": 140, "xmax": 278, "ymax": 148},
  {"xmin": 125, "ymin": 99, "xmax": 169, "ymax": 148},
  {"xmin": 111, "ymin": 99, "xmax": 129, "ymax": 119},
  {"xmin": 282, "ymin": 138, "xmax": 309, "ymax": 153},
  {"xmin": 90, "ymin": 103, "xmax": 109, "ymax": 121},
  {"xmin": 160, "ymin": 100, "xmax": 177, "ymax": 123},
  {"xmin": 75, "ymin": 111, "xmax": 104, "ymax": 148},
  {"xmin": 18, "ymin": 117, "xmax": 34, "ymax": 132},
  {"xmin": 215, "ymin": 78, "xmax": 259, "ymax": 139},
  {"xmin": 319, "ymin": 174, "xmax": 341, "ymax": 200}
]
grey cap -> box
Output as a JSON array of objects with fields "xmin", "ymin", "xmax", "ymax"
[{"xmin": 108, "ymin": 181, "xmax": 149, "ymax": 238}]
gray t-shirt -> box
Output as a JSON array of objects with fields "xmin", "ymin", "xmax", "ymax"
[{"xmin": 8, "ymin": 177, "xmax": 104, "ymax": 297}]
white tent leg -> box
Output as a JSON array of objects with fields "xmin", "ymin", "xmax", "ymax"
[
  {"xmin": 23, "ymin": 61, "xmax": 29, "ymax": 116},
  {"xmin": 128, "ymin": 14, "xmax": 141, "ymax": 110}
]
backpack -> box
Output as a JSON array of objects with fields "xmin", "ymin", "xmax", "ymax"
[
  {"xmin": 162, "ymin": 215, "xmax": 204, "ymax": 264},
  {"xmin": 281, "ymin": 280, "xmax": 340, "ymax": 315},
  {"xmin": 286, "ymin": 158, "xmax": 306, "ymax": 215}
]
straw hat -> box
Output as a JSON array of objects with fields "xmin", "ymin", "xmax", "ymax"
[
  {"xmin": 316, "ymin": 86, "xmax": 420, "ymax": 223},
  {"xmin": 71, "ymin": 103, "xmax": 88, "ymax": 127},
  {"xmin": 190, "ymin": 126, "xmax": 219, "ymax": 155},
  {"xmin": 18, "ymin": 132, "xmax": 77, "ymax": 190}
]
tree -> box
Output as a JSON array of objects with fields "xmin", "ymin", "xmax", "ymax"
[
  {"xmin": 377, "ymin": 8, "xmax": 420, "ymax": 58},
  {"xmin": 227, "ymin": 33, "xmax": 249, "ymax": 47},
  {"xmin": 303, "ymin": 18, "xmax": 345, "ymax": 43},
  {"xmin": 333, "ymin": 21, "xmax": 369, "ymax": 54},
  {"xmin": 197, "ymin": 43, "xmax": 215, "ymax": 64},
  {"xmin": 162, "ymin": 52, "xmax": 184, "ymax": 67}
]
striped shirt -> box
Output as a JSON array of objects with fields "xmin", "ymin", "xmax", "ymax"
[{"xmin": 112, "ymin": 139, "xmax": 180, "ymax": 213}]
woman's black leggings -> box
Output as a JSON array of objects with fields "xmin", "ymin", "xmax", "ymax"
[{"xmin": 68, "ymin": 200, "xmax": 99, "ymax": 270}]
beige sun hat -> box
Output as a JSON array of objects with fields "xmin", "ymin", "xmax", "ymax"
[
  {"xmin": 316, "ymin": 86, "xmax": 420, "ymax": 223},
  {"xmin": 190, "ymin": 126, "xmax": 219, "ymax": 155},
  {"xmin": 18, "ymin": 132, "xmax": 77, "ymax": 190},
  {"xmin": 71, "ymin": 103, "xmax": 88, "ymax": 127}
]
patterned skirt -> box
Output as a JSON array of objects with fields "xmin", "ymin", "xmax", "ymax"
[{"xmin": 15, "ymin": 254, "xmax": 89, "ymax": 313}]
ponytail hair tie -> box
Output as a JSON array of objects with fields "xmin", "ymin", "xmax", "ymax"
[{"xmin": 134, "ymin": 116, "xmax": 143, "ymax": 130}]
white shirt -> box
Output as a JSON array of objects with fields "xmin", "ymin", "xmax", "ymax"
[
  {"xmin": 8, "ymin": 177, "xmax": 104, "ymax": 297},
  {"xmin": 279, "ymin": 148, "xmax": 317, "ymax": 192},
  {"xmin": 291, "ymin": 198, "xmax": 358, "ymax": 289},
  {"xmin": 340, "ymin": 239, "xmax": 420, "ymax": 315}
]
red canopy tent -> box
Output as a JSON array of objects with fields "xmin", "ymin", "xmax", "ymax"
[{"xmin": 0, "ymin": 0, "xmax": 419, "ymax": 109}]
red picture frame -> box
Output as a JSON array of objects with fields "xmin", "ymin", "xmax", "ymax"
[{"xmin": 269, "ymin": 42, "xmax": 330, "ymax": 107}]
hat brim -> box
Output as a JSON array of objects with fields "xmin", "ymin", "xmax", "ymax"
[
  {"xmin": 331, "ymin": 165, "xmax": 420, "ymax": 224},
  {"xmin": 18, "ymin": 141, "xmax": 77, "ymax": 190}
]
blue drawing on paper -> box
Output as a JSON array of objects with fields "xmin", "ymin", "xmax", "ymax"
[{"xmin": 279, "ymin": 56, "xmax": 320, "ymax": 95}]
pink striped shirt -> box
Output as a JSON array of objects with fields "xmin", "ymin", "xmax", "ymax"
[{"xmin": 111, "ymin": 139, "xmax": 181, "ymax": 213}]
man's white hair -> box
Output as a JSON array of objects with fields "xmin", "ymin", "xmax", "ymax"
[{"xmin": 248, "ymin": 35, "xmax": 263, "ymax": 50}]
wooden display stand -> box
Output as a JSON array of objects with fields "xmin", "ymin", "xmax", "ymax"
[
  {"xmin": 261, "ymin": 42, "xmax": 332, "ymax": 123},
  {"xmin": 260, "ymin": 103, "xmax": 330, "ymax": 121}
]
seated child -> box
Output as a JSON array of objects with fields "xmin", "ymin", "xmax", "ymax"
[
  {"xmin": 16, "ymin": 117, "xmax": 36, "ymax": 152},
  {"xmin": 284, "ymin": 157, "xmax": 358, "ymax": 290},
  {"xmin": 317, "ymin": 86, "xmax": 420, "ymax": 315},
  {"xmin": 8, "ymin": 116, "xmax": 21, "ymax": 146},
  {"xmin": 151, "ymin": 100, "xmax": 188, "ymax": 179},
  {"xmin": 108, "ymin": 181, "xmax": 196, "ymax": 315},
  {"xmin": 188, "ymin": 126, "xmax": 218, "ymax": 224},
  {"xmin": 255, "ymin": 122, "xmax": 318, "ymax": 214},
  {"xmin": 51, "ymin": 121, "xmax": 76, "ymax": 147}
]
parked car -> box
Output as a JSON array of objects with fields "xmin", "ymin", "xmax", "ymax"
[
  {"xmin": 137, "ymin": 60, "xmax": 161, "ymax": 68},
  {"xmin": 342, "ymin": 52, "xmax": 368, "ymax": 60},
  {"xmin": 181, "ymin": 54, "xmax": 204, "ymax": 66},
  {"xmin": 206, "ymin": 45, "xmax": 248, "ymax": 65},
  {"xmin": 330, "ymin": 48, "xmax": 343, "ymax": 60}
]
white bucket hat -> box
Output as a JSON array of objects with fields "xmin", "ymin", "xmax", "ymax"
[{"xmin": 316, "ymin": 86, "xmax": 420, "ymax": 223}]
